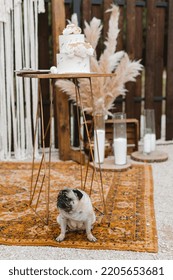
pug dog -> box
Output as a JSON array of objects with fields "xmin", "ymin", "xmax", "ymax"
[{"xmin": 56, "ymin": 188, "xmax": 97, "ymax": 242}]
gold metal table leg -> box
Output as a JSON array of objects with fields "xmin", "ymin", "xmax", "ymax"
[
  {"xmin": 30, "ymin": 78, "xmax": 53, "ymax": 225},
  {"xmin": 73, "ymin": 77, "xmax": 107, "ymax": 215}
]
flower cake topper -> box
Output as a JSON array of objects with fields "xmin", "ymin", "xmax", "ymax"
[{"xmin": 62, "ymin": 23, "xmax": 81, "ymax": 35}]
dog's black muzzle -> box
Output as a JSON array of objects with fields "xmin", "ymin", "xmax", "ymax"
[{"xmin": 57, "ymin": 190, "xmax": 72, "ymax": 212}]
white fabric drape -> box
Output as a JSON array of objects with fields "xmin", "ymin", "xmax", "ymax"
[{"xmin": 0, "ymin": 0, "xmax": 45, "ymax": 160}]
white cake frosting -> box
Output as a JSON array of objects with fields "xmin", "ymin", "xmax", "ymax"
[
  {"xmin": 56, "ymin": 23, "xmax": 94, "ymax": 73},
  {"xmin": 59, "ymin": 34, "xmax": 85, "ymax": 53}
]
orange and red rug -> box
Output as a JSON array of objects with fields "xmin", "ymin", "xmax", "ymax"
[{"xmin": 0, "ymin": 161, "xmax": 158, "ymax": 252}]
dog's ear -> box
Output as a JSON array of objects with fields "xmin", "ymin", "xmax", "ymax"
[{"xmin": 73, "ymin": 189, "xmax": 83, "ymax": 200}]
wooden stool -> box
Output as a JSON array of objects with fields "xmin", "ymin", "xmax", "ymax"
[{"xmin": 105, "ymin": 118, "xmax": 139, "ymax": 155}]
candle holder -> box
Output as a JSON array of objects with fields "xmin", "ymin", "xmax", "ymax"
[
  {"xmin": 94, "ymin": 113, "xmax": 105, "ymax": 164},
  {"xmin": 143, "ymin": 109, "xmax": 156, "ymax": 155},
  {"xmin": 113, "ymin": 112, "xmax": 127, "ymax": 165}
]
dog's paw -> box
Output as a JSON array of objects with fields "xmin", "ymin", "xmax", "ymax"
[
  {"xmin": 87, "ymin": 234, "xmax": 97, "ymax": 242},
  {"xmin": 56, "ymin": 234, "xmax": 65, "ymax": 242}
]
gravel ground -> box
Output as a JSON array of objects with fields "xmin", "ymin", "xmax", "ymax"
[{"xmin": 0, "ymin": 144, "xmax": 173, "ymax": 260}]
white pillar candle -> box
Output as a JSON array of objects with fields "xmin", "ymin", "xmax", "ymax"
[
  {"xmin": 114, "ymin": 137, "xmax": 127, "ymax": 165},
  {"xmin": 150, "ymin": 133, "xmax": 156, "ymax": 151},
  {"xmin": 94, "ymin": 129, "xmax": 105, "ymax": 164},
  {"xmin": 143, "ymin": 133, "xmax": 151, "ymax": 154}
]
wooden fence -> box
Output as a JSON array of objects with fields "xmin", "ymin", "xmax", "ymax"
[{"xmin": 38, "ymin": 0, "xmax": 173, "ymax": 159}]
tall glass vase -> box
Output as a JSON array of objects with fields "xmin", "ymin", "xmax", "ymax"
[
  {"xmin": 143, "ymin": 109, "xmax": 156, "ymax": 154},
  {"xmin": 113, "ymin": 112, "xmax": 127, "ymax": 165},
  {"xmin": 94, "ymin": 113, "xmax": 105, "ymax": 164}
]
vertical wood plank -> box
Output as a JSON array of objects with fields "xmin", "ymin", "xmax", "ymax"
[
  {"xmin": 92, "ymin": 2, "xmax": 103, "ymax": 19},
  {"xmin": 154, "ymin": 0, "xmax": 166, "ymax": 138},
  {"xmin": 82, "ymin": 0, "xmax": 91, "ymax": 24},
  {"xmin": 125, "ymin": 0, "xmax": 136, "ymax": 118},
  {"xmin": 166, "ymin": 0, "xmax": 173, "ymax": 140},
  {"xmin": 38, "ymin": 3, "xmax": 50, "ymax": 146},
  {"xmin": 134, "ymin": 5, "xmax": 143, "ymax": 123},
  {"xmin": 114, "ymin": 4, "xmax": 125, "ymax": 112},
  {"xmin": 92, "ymin": 0, "xmax": 103, "ymax": 58},
  {"xmin": 51, "ymin": 0, "xmax": 71, "ymax": 160},
  {"xmin": 103, "ymin": 0, "xmax": 113, "ymax": 40},
  {"xmin": 52, "ymin": 0, "xmax": 65, "ymax": 64},
  {"xmin": 145, "ymin": 0, "xmax": 156, "ymax": 109},
  {"xmin": 65, "ymin": 3, "xmax": 71, "ymax": 22},
  {"xmin": 116, "ymin": 5, "xmax": 125, "ymax": 52}
]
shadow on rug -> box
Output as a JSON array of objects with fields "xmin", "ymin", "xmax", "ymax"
[{"xmin": 0, "ymin": 161, "xmax": 158, "ymax": 252}]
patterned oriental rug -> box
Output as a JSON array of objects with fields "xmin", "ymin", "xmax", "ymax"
[{"xmin": 0, "ymin": 161, "xmax": 158, "ymax": 252}]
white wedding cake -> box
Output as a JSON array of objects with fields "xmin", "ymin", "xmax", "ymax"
[{"xmin": 56, "ymin": 24, "xmax": 94, "ymax": 73}]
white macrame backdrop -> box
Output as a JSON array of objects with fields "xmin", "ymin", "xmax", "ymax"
[{"xmin": 0, "ymin": 0, "xmax": 45, "ymax": 160}]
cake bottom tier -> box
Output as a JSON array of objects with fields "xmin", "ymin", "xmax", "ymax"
[{"xmin": 56, "ymin": 53, "xmax": 90, "ymax": 73}]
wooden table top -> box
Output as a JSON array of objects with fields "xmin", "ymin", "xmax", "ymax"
[{"xmin": 16, "ymin": 70, "xmax": 116, "ymax": 79}]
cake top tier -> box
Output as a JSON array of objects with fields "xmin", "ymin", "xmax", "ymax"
[
  {"xmin": 59, "ymin": 23, "xmax": 94, "ymax": 58},
  {"xmin": 62, "ymin": 23, "xmax": 81, "ymax": 35}
]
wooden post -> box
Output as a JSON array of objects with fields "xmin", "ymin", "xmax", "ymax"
[{"xmin": 51, "ymin": 0, "xmax": 71, "ymax": 160}]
